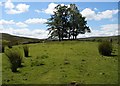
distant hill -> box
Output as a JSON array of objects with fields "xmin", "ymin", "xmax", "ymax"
[
  {"xmin": 78, "ymin": 35, "xmax": 119, "ymax": 42},
  {"xmin": 0, "ymin": 33, "xmax": 42, "ymax": 45},
  {"xmin": 1, "ymin": 33, "xmax": 39, "ymax": 41},
  {"xmin": 0, "ymin": 33, "xmax": 119, "ymax": 45}
]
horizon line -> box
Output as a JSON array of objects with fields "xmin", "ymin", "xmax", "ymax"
[{"xmin": 1, "ymin": 32, "xmax": 119, "ymax": 40}]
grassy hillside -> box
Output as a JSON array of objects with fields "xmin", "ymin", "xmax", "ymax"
[
  {"xmin": 2, "ymin": 41, "xmax": 118, "ymax": 84},
  {"xmin": 1, "ymin": 33, "xmax": 40, "ymax": 41},
  {"xmin": 1, "ymin": 33, "xmax": 119, "ymax": 44},
  {"xmin": 78, "ymin": 36, "xmax": 119, "ymax": 42},
  {"xmin": 0, "ymin": 33, "xmax": 41, "ymax": 45}
]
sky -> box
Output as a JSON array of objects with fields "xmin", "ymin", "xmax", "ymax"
[{"xmin": 0, "ymin": 0, "xmax": 119, "ymax": 39}]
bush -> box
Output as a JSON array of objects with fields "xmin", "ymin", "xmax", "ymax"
[
  {"xmin": 2, "ymin": 40, "xmax": 9, "ymax": 46},
  {"xmin": 8, "ymin": 42, "xmax": 13, "ymax": 48},
  {"xmin": 98, "ymin": 41, "xmax": 112, "ymax": 56},
  {"xmin": 23, "ymin": 45, "xmax": 29, "ymax": 57},
  {"xmin": 0, "ymin": 45, "xmax": 1, "ymax": 53},
  {"xmin": 2, "ymin": 46, "xmax": 5, "ymax": 53},
  {"xmin": 5, "ymin": 49, "xmax": 22, "ymax": 72},
  {"xmin": 0, "ymin": 45, "xmax": 5, "ymax": 53}
]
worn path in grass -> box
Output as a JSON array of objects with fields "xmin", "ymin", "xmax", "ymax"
[{"xmin": 2, "ymin": 41, "xmax": 118, "ymax": 84}]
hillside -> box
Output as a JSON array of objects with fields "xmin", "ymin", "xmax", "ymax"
[
  {"xmin": 2, "ymin": 41, "xmax": 118, "ymax": 84},
  {"xmin": 78, "ymin": 36, "xmax": 119, "ymax": 42},
  {"xmin": 1, "ymin": 33, "xmax": 119, "ymax": 84},
  {"xmin": 0, "ymin": 33, "xmax": 42, "ymax": 45},
  {"xmin": 0, "ymin": 33, "xmax": 119, "ymax": 45},
  {"xmin": 1, "ymin": 33, "xmax": 40, "ymax": 42}
]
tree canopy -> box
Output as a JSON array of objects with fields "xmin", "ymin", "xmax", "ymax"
[{"xmin": 46, "ymin": 4, "xmax": 91, "ymax": 41}]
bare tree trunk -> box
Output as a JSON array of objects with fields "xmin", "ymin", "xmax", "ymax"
[
  {"xmin": 75, "ymin": 35, "xmax": 77, "ymax": 39},
  {"xmin": 73, "ymin": 29, "xmax": 75, "ymax": 40},
  {"xmin": 75, "ymin": 31, "xmax": 77, "ymax": 40},
  {"xmin": 62, "ymin": 30, "xmax": 63, "ymax": 41},
  {"xmin": 68, "ymin": 32, "xmax": 70, "ymax": 40},
  {"xmin": 58, "ymin": 29, "xmax": 61, "ymax": 41}
]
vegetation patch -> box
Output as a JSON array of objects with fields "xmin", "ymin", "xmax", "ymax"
[
  {"xmin": 2, "ymin": 41, "xmax": 118, "ymax": 84},
  {"xmin": 98, "ymin": 41, "xmax": 112, "ymax": 56},
  {"xmin": 31, "ymin": 60, "xmax": 45, "ymax": 67},
  {"xmin": 23, "ymin": 45, "xmax": 29, "ymax": 57},
  {"xmin": 41, "ymin": 55, "xmax": 49, "ymax": 59},
  {"xmin": 5, "ymin": 48, "xmax": 23, "ymax": 72}
]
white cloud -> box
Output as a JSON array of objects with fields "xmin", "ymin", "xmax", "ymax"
[
  {"xmin": 0, "ymin": 19, "xmax": 28, "ymax": 28},
  {"xmin": 5, "ymin": 0, "xmax": 30, "ymax": 14},
  {"xmin": 16, "ymin": 4, "xmax": 29, "ymax": 12},
  {"xmin": 5, "ymin": 0, "xmax": 14, "ymax": 9},
  {"xmin": 44, "ymin": 3, "xmax": 58, "ymax": 15},
  {"xmin": 100, "ymin": 24, "xmax": 118, "ymax": 31},
  {"xmin": 0, "ymin": 19, "xmax": 15, "ymax": 25},
  {"xmin": 81, "ymin": 8, "xmax": 118, "ymax": 20},
  {"xmin": 35, "ymin": 3, "xmax": 70, "ymax": 15},
  {"xmin": 35, "ymin": 10, "xmax": 40, "ymax": 13},
  {"xmin": 0, "ymin": 18, "xmax": 47, "ymax": 28},
  {"xmin": 1, "ymin": 27, "xmax": 49, "ymax": 39},
  {"xmin": 6, "ymin": 9, "xmax": 21, "ymax": 14},
  {"xmin": 16, "ymin": 22, "xmax": 28, "ymax": 27},
  {"xmin": 35, "ymin": 9, "xmax": 45, "ymax": 13},
  {"xmin": 25, "ymin": 18, "xmax": 47, "ymax": 24},
  {"xmin": 0, "ymin": 2, "xmax": 3, "ymax": 6},
  {"xmin": 81, "ymin": 8, "xmax": 95, "ymax": 20},
  {"xmin": 94, "ymin": 8, "xmax": 98, "ymax": 11},
  {"xmin": 40, "ymin": 3, "xmax": 118, "ymax": 21},
  {"xmin": 35, "ymin": 3, "xmax": 59, "ymax": 14},
  {"xmin": 1, "ymin": 23, "xmax": 118, "ymax": 39},
  {"xmin": 78, "ymin": 24, "xmax": 118, "ymax": 38}
]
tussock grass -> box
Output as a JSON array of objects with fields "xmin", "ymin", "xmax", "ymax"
[
  {"xmin": 98, "ymin": 41, "xmax": 112, "ymax": 56},
  {"xmin": 0, "ymin": 45, "xmax": 5, "ymax": 53},
  {"xmin": 5, "ymin": 48, "xmax": 22, "ymax": 72},
  {"xmin": 23, "ymin": 45, "xmax": 29, "ymax": 57}
]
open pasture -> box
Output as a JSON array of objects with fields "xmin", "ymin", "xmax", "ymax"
[{"xmin": 2, "ymin": 41, "xmax": 118, "ymax": 84}]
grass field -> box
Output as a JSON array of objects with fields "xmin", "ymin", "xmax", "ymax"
[{"xmin": 2, "ymin": 41, "xmax": 118, "ymax": 84}]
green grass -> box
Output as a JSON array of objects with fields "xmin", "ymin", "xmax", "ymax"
[{"xmin": 2, "ymin": 41, "xmax": 118, "ymax": 84}]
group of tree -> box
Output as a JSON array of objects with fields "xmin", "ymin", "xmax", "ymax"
[{"xmin": 46, "ymin": 4, "xmax": 91, "ymax": 41}]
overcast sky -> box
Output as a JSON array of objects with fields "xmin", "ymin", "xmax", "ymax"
[{"xmin": 0, "ymin": 0, "xmax": 119, "ymax": 39}]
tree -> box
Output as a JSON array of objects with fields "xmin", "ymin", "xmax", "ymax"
[
  {"xmin": 68, "ymin": 4, "xmax": 91, "ymax": 39},
  {"xmin": 46, "ymin": 5, "xmax": 68, "ymax": 41},
  {"xmin": 46, "ymin": 4, "xmax": 91, "ymax": 41}
]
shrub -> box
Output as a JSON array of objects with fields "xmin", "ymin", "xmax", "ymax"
[
  {"xmin": 8, "ymin": 42, "xmax": 12, "ymax": 48},
  {"xmin": 98, "ymin": 41, "xmax": 112, "ymax": 56},
  {"xmin": 0, "ymin": 45, "xmax": 1, "ymax": 53},
  {"xmin": 5, "ymin": 49, "xmax": 22, "ymax": 72},
  {"xmin": 97, "ymin": 39, "xmax": 102, "ymax": 42},
  {"xmin": 2, "ymin": 40, "xmax": 9, "ymax": 46},
  {"xmin": 2, "ymin": 46, "xmax": 5, "ymax": 53},
  {"xmin": 0, "ymin": 45, "xmax": 5, "ymax": 53},
  {"xmin": 23, "ymin": 45, "xmax": 29, "ymax": 57}
]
